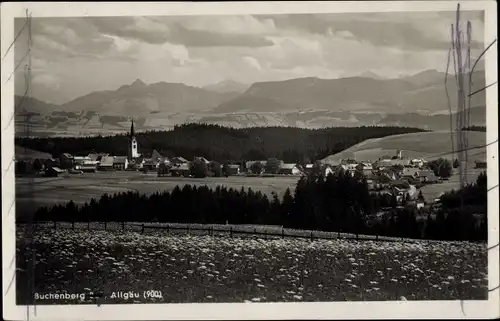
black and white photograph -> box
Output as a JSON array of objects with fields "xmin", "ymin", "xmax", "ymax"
[{"xmin": 2, "ymin": 1, "xmax": 498, "ymax": 320}]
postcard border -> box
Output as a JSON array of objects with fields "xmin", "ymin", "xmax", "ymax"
[{"xmin": 2, "ymin": 1, "xmax": 498, "ymax": 320}]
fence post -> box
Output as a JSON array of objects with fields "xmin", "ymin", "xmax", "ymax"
[
  {"xmin": 310, "ymin": 231, "xmax": 313, "ymax": 241},
  {"xmin": 356, "ymin": 233, "xmax": 359, "ymax": 241},
  {"xmin": 141, "ymin": 224, "xmax": 144, "ymax": 233},
  {"xmin": 338, "ymin": 230, "xmax": 340, "ymax": 238},
  {"xmin": 187, "ymin": 226, "xmax": 190, "ymax": 234},
  {"xmin": 230, "ymin": 227, "xmax": 233, "ymax": 238},
  {"xmin": 54, "ymin": 220, "xmax": 57, "ymax": 229},
  {"xmin": 376, "ymin": 234, "xmax": 379, "ymax": 241},
  {"xmin": 211, "ymin": 226, "xmax": 214, "ymax": 237},
  {"xmin": 88, "ymin": 220, "xmax": 90, "ymax": 231},
  {"xmin": 122, "ymin": 221, "xmax": 125, "ymax": 231},
  {"xmin": 72, "ymin": 221, "xmax": 75, "ymax": 230},
  {"xmin": 282, "ymin": 228, "xmax": 285, "ymax": 239},
  {"xmin": 167, "ymin": 224, "xmax": 169, "ymax": 234},
  {"xmin": 104, "ymin": 221, "xmax": 107, "ymax": 231},
  {"xmin": 254, "ymin": 227, "xmax": 256, "ymax": 238}
]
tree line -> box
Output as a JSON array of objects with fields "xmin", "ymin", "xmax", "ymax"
[
  {"xmin": 427, "ymin": 158, "xmax": 453, "ymax": 178},
  {"xmin": 16, "ymin": 123, "xmax": 426, "ymax": 164},
  {"xmin": 30, "ymin": 169, "xmax": 487, "ymax": 242}
]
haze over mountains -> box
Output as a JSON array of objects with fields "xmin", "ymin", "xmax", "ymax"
[{"xmin": 15, "ymin": 69, "xmax": 486, "ymax": 137}]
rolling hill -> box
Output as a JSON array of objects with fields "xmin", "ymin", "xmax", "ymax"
[{"xmin": 321, "ymin": 130, "xmax": 486, "ymax": 164}]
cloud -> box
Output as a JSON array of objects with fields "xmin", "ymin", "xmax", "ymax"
[
  {"xmin": 89, "ymin": 15, "xmax": 275, "ymax": 48},
  {"xmin": 261, "ymin": 11, "xmax": 484, "ymax": 51},
  {"xmin": 13, "ymin": 11, "xmax": 486, "ymax": 103}
]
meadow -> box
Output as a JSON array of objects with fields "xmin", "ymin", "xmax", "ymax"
[
  {"xmin": 322, "ymin": 130, "xmax": 486, "ymax": 163},
  {"xmin": 16, "ymin": 226, "xmax": 488, "ymax": 304},
  {"xmin": 15, "ymin": 165, "xmax": 482, "ymax": 220},
  {"xmin": 15, "ymin": 172, "xmax": 299, "ymax": 220}
]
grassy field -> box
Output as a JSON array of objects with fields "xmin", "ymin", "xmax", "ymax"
[
  {"xmin": 15, "ymin": 226, "xmax": 488, "ymax": 304},
  {"xmin": 322, "ymin": 130, "xmax": 486, "ymax": 163},
  {"xmin": 419, "ymin": 168, "xmax": 484, "ymax": 201},
  {"xmin": 15, "ymin": 172, "xmax": 299, "ymax": 220},
  {"xmin": 16, "ymin": 165, "xmax": 484, "ymax": 220}
]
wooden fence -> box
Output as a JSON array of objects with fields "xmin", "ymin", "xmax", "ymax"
[{"xmin": 15, "ymin": 220, "xmax": 447, "ymax": 244}]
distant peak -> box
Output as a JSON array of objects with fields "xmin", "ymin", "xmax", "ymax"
[{"xmin": 131, "ymin": 79, "xmax": 146, "ymax": 87}]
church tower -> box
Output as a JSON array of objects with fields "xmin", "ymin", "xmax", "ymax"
[{"xmin": 128, "ymin": 119, "xmax": 139, "ymax": 159}]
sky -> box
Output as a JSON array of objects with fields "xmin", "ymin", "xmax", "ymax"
[{"xmin": 14, "ymin": 10, "xmax": 485, "ymax": 105}]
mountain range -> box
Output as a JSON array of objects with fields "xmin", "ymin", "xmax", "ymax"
[
  {"xmin": 14, "ymin": 69, "xmax": 486, "ymax": 137},
  {"xmin": 202, "ymin": 80, "xmax": 250, "ymax": 94}
]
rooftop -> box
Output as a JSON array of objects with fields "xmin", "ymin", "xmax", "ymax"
[
  {"xmin": 114, "ymin": 156, "xmax": 128, "ymax": 163},
  {"xmin": 99, "ymin": 156, "xmax": 115, "ymax": 166},
  {"xmin": 281, "ymin": 163, "xmax": 298, "ymax": 170}
]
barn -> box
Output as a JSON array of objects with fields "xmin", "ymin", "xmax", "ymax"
[{"xmin": 278, "ymin": 164, "xmax": 302, "ymax": 175}]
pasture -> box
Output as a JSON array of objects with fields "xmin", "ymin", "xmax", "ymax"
[
  {"xmin": 15, "ymin": 226, "xmax": 488, "ymax": 304},
  {"xmin": 15, "ymin": 172, "xmax": 299, "ymax": 219},
  {"xmin": 15, "ymin": 165, "xmax": 484, "ymax": 220},
  {"xmin": 322, "ymin": 130, "xmax": 486, "ymax": 163}
]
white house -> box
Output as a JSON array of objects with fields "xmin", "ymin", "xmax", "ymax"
[
  {"xmin": 279, "ymin": 163, "xmax": 302, "ymax": 175},
  {"xmin": 73, "ymin": 156, "xmax": 91, "ymax": 165},
  {"xmin": 324, "ymin": 165, "xmax": 334, "ymax": 177},
  {"xmin": 410, "ymin": 158, "xmax": 426, "ymax": 168},
  {"xmin": 80, "ymin": 161, "xmax": 98, "ymax": 172},
  {"xmin": 113, "ymin": 156, "xmax": 129, "ymax": 170}
]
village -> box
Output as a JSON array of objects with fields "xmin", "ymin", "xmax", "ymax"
[{"xmin": 15, "ymin": 120, "xmax": 488, "ymax": 213}]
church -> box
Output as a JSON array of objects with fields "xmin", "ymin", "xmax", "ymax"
[{"xmin": 128, "ymin": 119, "xmax": 140, "ymax": 160}]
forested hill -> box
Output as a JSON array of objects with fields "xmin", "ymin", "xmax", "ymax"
[{"xmin": 15, "ymin": 124, "xmax": 426, "ymax": 163}]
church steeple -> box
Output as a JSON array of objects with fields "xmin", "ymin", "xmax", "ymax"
[{"xmin": 128, "ymin": 118, "xmax": 139, "ymax": 160}]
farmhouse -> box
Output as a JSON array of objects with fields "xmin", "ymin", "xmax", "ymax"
[
  {"xmin": 170, "ymin": 163, "xmax": 191, "ymax": 177},
  {"xmin": 338, "ymin": 164, "xmax": 356, "ymax": 177},
  {"xmin": 194, "ymin": 156, "xmax": 210, "ymax": 164},
  {"xmin": 171, "ymin": 156, "xmax": 189, "ymax": 165},
  {"xmin": 374, "ymin": 158, "xmax": 410, "ymax": 170},
  {"xmin": 80, "ymin": 161, "xmax": 98, "ymax": 172},
  {"xmin": 151, "ymin": 149, "xmax": 163, "ymax": 161},
  {"xmin": 73, "ymin": 156, "xmax": 91, "ymax": 165},
  {"xmin": 88, "ymin": 153, "xmax": 109, "ymax": 162},
  {"xmin": 224, "ymin": 164, "xmax": 241, "ymax": 175},
  {"xmin": 416, "ymin": 170, "xmax": 439, "ymax": 183},
  {"xmin": 401, "ymin": 167, "xmax": 420, "ymax": 181},
  {"xmin": 113, "ymin": 156, "xmax": 129, "ymax": 170},
  {"xmin": 98, "ymin": 156, "xmax": 115, "ymax": 171},
  {"xmin": 304, "ymin": 163, "xmax": 331, "ymax": 176},
  {"xmin": 356, "ymin": 162, "xmax": 373, "ymax": 176},
  {"xmin": 409, "ymin": 158, "xmax": 426, "ymax": 168},
  {"xmin": 59, "ymin": 153, "xmax": 74, "ymax": 169},
  {"xmin": 278, "ymin": 164, "xmax": 302, "ymax": 175},
  {"xmin": 324, "ymin": 165, "xmax": 334, "ymax": 177},
  {"xmin": 45, "ymin": 166, "xmax": 66, "ymax": 177},
  {"xmin": 304, "ymin": 164, "xmax": 315, "ymax": 173},
  {"xmin": 14, "ymin": 145, "xmax": 54, "ymax": 175},
  {"xmin": 246, "ymin": 160, "xmax": 267, "ymax": 172},
  {"xmin": 143, "ymin": 158, "xmax": 160, "ymax": 171}
]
